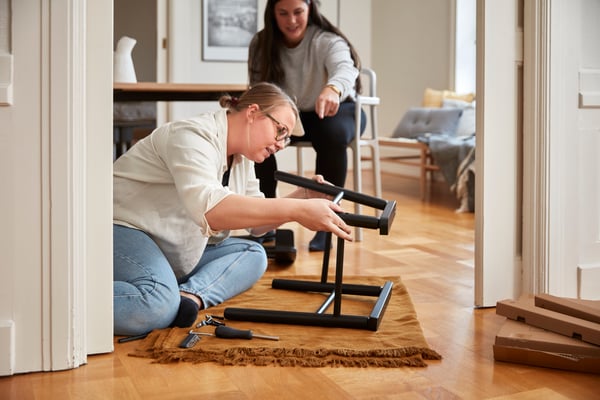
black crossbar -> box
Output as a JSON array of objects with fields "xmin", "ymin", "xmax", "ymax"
[{"xmin": 274, "ymin": 171, "xmax": 396, "ymax": 235}]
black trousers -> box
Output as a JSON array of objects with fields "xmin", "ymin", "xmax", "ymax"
[{"xmin": 255, "ymin": 101, "xmax": 366, "ymax": 198}]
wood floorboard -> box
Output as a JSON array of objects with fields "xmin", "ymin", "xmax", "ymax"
[{"xmin": 0, "ymin": 172, "xmax": 598, "ymax": 399}]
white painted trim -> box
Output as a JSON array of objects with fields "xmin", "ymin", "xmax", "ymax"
[
  {"xmin": 546, "ymin": 0, "xmax": 582, "ymax": 296},
  {"xmin": 156, "ymin": 0, "xmax": 168, "ymax": 126},
  {"xmin": 522, "ymin": 0, "xmax": 551, "ymax": 295},
  {"xmin": 448, "ymin": 0, "xmax": 457, "ymax": 89},
  {"xmin": 579, "ymin": 69, "xmax": 600, "ymax": 108},
  {"xmin": 0, "ymin": 320, "xmax": 15, "ymax": 375},
  {"xmin": 84, "ymin": 0, "xmax": 114, "ymax": 356},
  {"xmin": 0, "ymin": 0, "xmax": 13, "ymax": 105},
  {"xmin": 578, "ymin": 264, "xmax": 600, "ymax": 300},
  {"xmin": 0, "ymin": 53, "xmax": 13, "ymax": 105},
  {"xmin": 475, "ymin": 0, "xmax": 521, "ymax": 307},
  {"xmin": 42, "ymin": 0, "xmax": 87, "ymax": 370}
]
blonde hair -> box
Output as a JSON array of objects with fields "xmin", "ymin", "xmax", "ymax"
[{"xmin": 219, "ymin": 82, "xmax": 299, "ymax": 119}]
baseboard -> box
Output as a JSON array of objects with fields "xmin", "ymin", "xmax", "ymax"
[
  {"xmin": 578, "ymin": 264, "xmax": 600, "ymax": 300},
  {"xmin": 0, "ymin": 320, "xmax": 15, "ymax": 376}
]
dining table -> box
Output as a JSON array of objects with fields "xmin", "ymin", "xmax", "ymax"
[
  {"xmin": 113, "ymin": 82, "xmax": 248, "ymax": 102},
  {"xmin": 113, "ymin": 82, "xmax": 248, "ymax": 158}
]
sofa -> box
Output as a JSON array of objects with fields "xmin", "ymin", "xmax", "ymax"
[{"xmin": 378, "ymin": 88, "xmax": 476, "ymax": 212}]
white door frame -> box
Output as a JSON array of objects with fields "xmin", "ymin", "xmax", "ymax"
[
  {"xmin": 475, "ymin": 0, "xmax": 522, "ymax": 307},
  {"xmin": 43, "ymin": 0, "xmax": 88, "ymax": 370},
  {"xmin": 40, "ymin": 0, "xmax": 112, "ymax": 372},
  {"xmin": 522, "ymin": 0, "xmax": 552, "ymax": 296}
]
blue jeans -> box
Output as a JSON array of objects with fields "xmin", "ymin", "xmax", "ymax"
[{"xmin": 113, "ymin": 224, "xmax": 267, "ymax": 335}]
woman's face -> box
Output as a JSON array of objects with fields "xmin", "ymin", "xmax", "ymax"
[
  {"xmin": 273, "ymin": 0, "xmax": 310, "ymax": 47},
  {"xmin": 249, "ymin": 105, "xmax": 296, "ymax": 163}
]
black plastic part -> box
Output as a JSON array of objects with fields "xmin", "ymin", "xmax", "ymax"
[
  {"xmin": 264, "ymin": 229, "xmax": 296, "ymax": 264},
  {"xmin": 214, "ymin": 325, "xmax": 253, "ymax": 339},
  {"xmin": 236, "ymin": 229, "xmax": 297, "ymax": 265}
]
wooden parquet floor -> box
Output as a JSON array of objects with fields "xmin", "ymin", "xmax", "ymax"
[{"xmin": 1, "ymin": 173, "xmax": 598, "ymax": 399}]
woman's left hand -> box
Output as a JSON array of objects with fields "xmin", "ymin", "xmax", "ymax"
[
  {"xmin": 315, "ymin": 87, "xmax": 340, "ymax": 119},
  {"xmin": 305, "ymin": 175, "xmax": 334, "ymax": 199},
  {"xmin": 289, "ymin": 175, "xmax": 335, "ymax": 201}
]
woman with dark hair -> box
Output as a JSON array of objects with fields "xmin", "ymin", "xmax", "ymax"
[
  {"xmin": 113, "ymin": 82, "xmax": 352, "ymax": 336},
  {"xmin": 248, "ymin": 0, "xmax": 366, "ymax": 251}
]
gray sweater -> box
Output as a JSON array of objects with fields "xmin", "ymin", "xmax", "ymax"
[{"xmin": 249, "ymin": 25, "xmax": 359, "ymax": 111}]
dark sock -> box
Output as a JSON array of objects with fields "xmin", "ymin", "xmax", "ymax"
[
  {"xmin": 170, "ymin": 296, "xmax": 199, "ymax": 328},
  {"xmin": 309, "ymin": 231, "xmax": 331, "ymax": 252}
]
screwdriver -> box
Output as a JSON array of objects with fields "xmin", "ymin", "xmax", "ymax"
[{"xmin": 189, "ymin": 326, "xmax": 279, "ymax": 341}]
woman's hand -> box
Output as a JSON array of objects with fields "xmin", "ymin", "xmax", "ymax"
[
  {"xmin": 294, "ymin": 198, "xmax": 353, "ymax": 242},
  {"xmin": 288, "ymin": 175, "xmax": 335, "ymax": 200},
  {"xmin": 315, "ymin": 86, "xmax": 341, "ymax": 119}
]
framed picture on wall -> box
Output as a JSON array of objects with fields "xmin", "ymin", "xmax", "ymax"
[{"xmin": 202, "ymin": 0, "xmax": 258, "ymax": 62}]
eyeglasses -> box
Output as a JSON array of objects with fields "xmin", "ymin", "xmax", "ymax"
[{"xmin": 263, "ymin": 111, "xmax": 291, "ymax": 146}]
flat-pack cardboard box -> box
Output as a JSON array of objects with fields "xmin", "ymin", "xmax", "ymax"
[
  {"xmin": 496, "ymin": 296, "xmax": 600, "ymax": 346},
  {"xmin": 534, "ymin": 293, "xmax": 600, "ymax": 324},
  {"xmin": 493, "ymin": 319, "xmax": 600, "ymax": 374}
]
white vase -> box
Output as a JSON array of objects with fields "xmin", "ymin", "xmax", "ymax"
[{"xmin": 114, "ymin": 36, "xmax": 137, "ymax": 83}]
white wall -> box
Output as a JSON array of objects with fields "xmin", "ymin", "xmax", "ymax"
[
  {"xmin": 372, "ymin": 0, "xmax": 454, "ymax": 137},
  {"xmin": 371, "ymin": 0, "xmax": 455, "ymax": 178}
]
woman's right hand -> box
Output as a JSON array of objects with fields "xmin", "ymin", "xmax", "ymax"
[{"xmin": 315, "ymin": 86, "xmax": 341, "ymax": 119}]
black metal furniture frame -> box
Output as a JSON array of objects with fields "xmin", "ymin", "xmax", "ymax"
[{"xmin": 224, "ymin": 171, "xmax": 397, "ymax": 331}]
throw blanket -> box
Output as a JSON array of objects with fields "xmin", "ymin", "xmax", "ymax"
[{"xmin": 419, "ymin": 134, "xmax": 475, "ymax": 212}]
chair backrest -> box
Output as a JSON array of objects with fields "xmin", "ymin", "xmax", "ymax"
[
  {"xmin": 355, "ymin": 68, "xmax": 380, "ymax": 142},
  {"xmin": 360, "ymin": 67, "xmax": 377, "ymax": 98}
]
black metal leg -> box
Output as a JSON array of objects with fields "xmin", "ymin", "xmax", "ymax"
[{"xmin": 222, "ymin": 172, "xmax": 397, "ymax": 331}]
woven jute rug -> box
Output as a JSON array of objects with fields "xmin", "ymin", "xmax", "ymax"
[{"xmin": 129, "ymin": 276, "xmax": 442, "ymax": 368}]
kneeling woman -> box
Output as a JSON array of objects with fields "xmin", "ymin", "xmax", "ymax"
[{"xmin": 113, "ymin": 82, "xmax": 352, "ymax": 335}]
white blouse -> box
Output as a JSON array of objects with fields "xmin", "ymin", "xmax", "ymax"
[{"xmin": 113, "ymin": 109, "xmax": 264, "ymax": 279}]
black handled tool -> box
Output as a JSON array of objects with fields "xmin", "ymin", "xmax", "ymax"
[
  {"xmin": 118, "ymin": 332, "xmax": 150, "ymax": 343},
  {"xmin": 179, "ymin": 332, "xmax": 201, "ymax": 348},
  {"xmin": 189, "ymin": 326, "xmax": 279, "ymax": 341}
]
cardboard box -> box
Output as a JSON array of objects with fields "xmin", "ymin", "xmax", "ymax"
[
  {"xmin": 534, "ymin": 293, "xmax": 600, "ymax": 324},
  {"xmin": 496, "ymin": 296, "xmax": 600, "ymax": 346},
  {"xmin": 493, "ymin": 319, "xmax": 600, "ymax": 374}
]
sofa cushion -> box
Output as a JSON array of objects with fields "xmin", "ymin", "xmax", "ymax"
[
  {"xmin": 392, "ymin": 107, "xmax": 463, "ymax": 139},
  {"xmin": 442, "ymin": 98, "xmax": 476, "ymax": 137},
  {"xmin": 422, "ymin": 88, "xmax": 476, "ymax": 108}
]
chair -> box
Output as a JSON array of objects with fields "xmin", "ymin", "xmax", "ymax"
[
  {"xmin": 113, "ymin": 101, "xmax": 156, "ymax": 159},
  {"xmin": 292, "ymin": 68, "xmax": 382, "ymax": 241}
]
